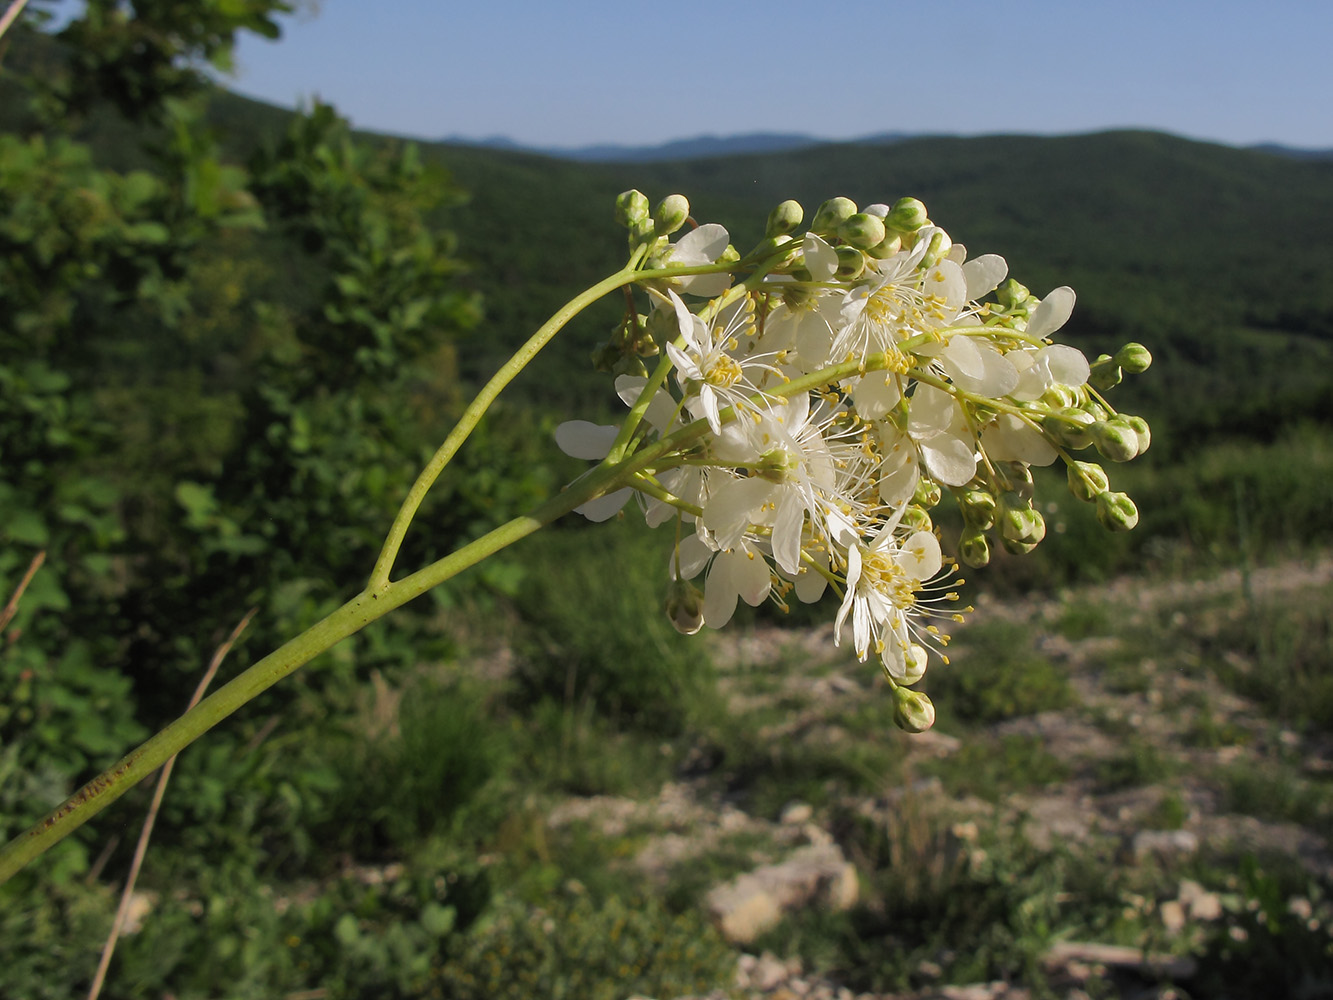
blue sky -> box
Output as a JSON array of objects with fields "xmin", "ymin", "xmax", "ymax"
[{"xmin": 228, "ymin": 1, "xmax": 1333, "ymax": 150}]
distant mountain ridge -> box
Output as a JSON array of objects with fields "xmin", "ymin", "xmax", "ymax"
[
  {"xmin": 436, "ymin": 130, "xmax": 1333, "ymax": 164},
  {"xmin": 434, "ymin": 130, "xmax": 917, "ymax": 162}
]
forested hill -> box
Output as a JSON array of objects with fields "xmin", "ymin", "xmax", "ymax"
[{"xmin": 422, "ymin": 129, "xmax": 1333, "ymax": 452}]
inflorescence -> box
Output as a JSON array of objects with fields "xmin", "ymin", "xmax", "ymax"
[{"xmin": 559, "ymin": 192, "xmax": 1152, "ymax": 731}]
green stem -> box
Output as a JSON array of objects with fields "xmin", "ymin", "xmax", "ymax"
[{"xmin": 367, "ymin": 256, "xmax": 738, "ymax": 591}]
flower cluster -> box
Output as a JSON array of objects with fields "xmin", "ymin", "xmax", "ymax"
[{"xmin": 559, "ymin": 192, "xmax": 1152, "ymax": 731}]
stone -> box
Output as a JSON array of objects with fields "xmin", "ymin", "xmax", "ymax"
[
  {"xmin": 705, "ymin": 843, "xmax": 859, "ymax": 944},
  {"xmin": 1131, "ymin": 829, "xmax": 1199, "ymax": 861}
]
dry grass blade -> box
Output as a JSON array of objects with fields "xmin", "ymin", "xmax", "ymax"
[
  {"xmin": 0, "ymin": 549, "xmax": 46, "ymax": 637},
  {"xmin": 86, "ymin": 607, "xmax": 259, "ymax": 1000}
]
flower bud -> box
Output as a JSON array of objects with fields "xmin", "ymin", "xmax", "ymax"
[
  {"xmin": 834, "ymin": 245, "xmax": 865, "ymax": 280},
  {"xmin": 743, "ymin": 233, "xmax": 795, "ymax": 268},
  {"xmin": 913, "ymin": 477, "xmax": 943, "ymax": 509},
  {"xmin": 886, "ymin": 196, "xmax": 928, "ymax": 233},
  {"xmin": 1092, "ymin": 417, "xmax": 1139, "ymax": 462},
  {"xmin": 1066, "ymin": 460, "xmax": 1109, "ymax": 502},
  {"xmin": 1123, "ymin": 415, "xmax": 1151, "ymax": 453},
  {"xmin": 766, "ymin": 199, "xmax": 804, "ymax": 237},
  {"xmin": 892, "ymin": 685, "xmax": 936, "ymax": 733},
  {"xmin": 1096, "ymin": 490, "xmax": 1139, "ymax": 532},
  {"xmin": 653, "ymin": 194, "xmax": 690, "ymax": 236},
  {"xmin": 863, "ymin": 203, "xmax": 891, "ymax": 218},
  {"xmin": 959, "ymin": 527, "xmax": 991, "ymax": 568},
  {"xmin": 665, "ymin": 577, "xmax": 705, "ymax": 635},
  {"xmin": 999, "ymin": 493, "xmax": 1045, "ymax": 547},
  {"xmin": 865, "ymin": 232, "xmax": 903, "ymax": 259},
  {"xmin": 1044, "ymin": 406, "xmax": 1096, "ymax": 450},
  {"xmin": 810, "ymin": 197, "xmax": 858, "ymax": 237},
  {"xmin": 1040, "ymin": 384, "xmax": 1079, "ymax": 409},
  {"xmin": 1001, "ymin": 462, "xmax": 1035, "ymax": 502},
  {"xmin": 960, "ymin": 489, "xmax": 997, "ymax": 529},
  {"xmin": 996, "ymin": 278, "xmax": 1031, "ymax": 309},
  {"xmin": 1115, "ymin": 342, "xmax": 1152, "ymax": 374},
  {"xmin": 899, "ymin": 644, "xmax": 928, "ymax": 686},
  {"xmin": 901, "ymin": 505, "xmax": 933, "ymax": 533},
  {"xmin": 615, "ymin": 189, "xmax": 650, "ymax": 228},
  {"xmin": 1088, "ymin": 354, "xmax": 1123, "ymax": 391},
  {"xmin": 838, "ymin": 212, "xmax": 887, "ymax": 250}
]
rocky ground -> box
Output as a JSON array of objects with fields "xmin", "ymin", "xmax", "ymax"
[{"xmin": 546, "ymin": 555, "xmax": 1333, "ymax": 999}]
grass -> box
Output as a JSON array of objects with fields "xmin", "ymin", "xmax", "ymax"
[{"xmin": 928, "ymin": 619, "xmax": 1075, "ymax": 728}]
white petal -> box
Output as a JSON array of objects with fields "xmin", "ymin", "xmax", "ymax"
[
  {"xmin": 771, "ymin": 491, "xmax": 806, "ymax": 575},
  {"xmin": 735, "ymin": 548, "xmax": 772, "ymax": 606},
  {"xmin": 574, "ymin": 488, "xmax": 632, "ymax": 521},
  {"xmin": 921, "ymin": 435, "xmax": 977, "ymax": 487},
  {"xmin": 802, "ymin": 232, "xmax": 838, "ymax": 282},
  {"xmin": 615, "ymin": 374, "xmax": 678, "ymax": 431},
  {"xmin": 702, "ymin": 477, "xmax": 775, "ymax": 550},
  {"xmin": 671, "ymin": 531, "xmax": 714, "ymax": 579},
  {"xmin": 939, "ymin": 336, "xmax": 984, "ymax": 380},
  {"xmin": 555, "ymin": 420, "xmax": 618, "ymax": 460},
  {"xmin": 671, "ymin": 223, "xmax": 729, "ymax": 265},
  {"xmin": 1026, "ymin": 286, "xmax": 1076, "ymax": 339},
  {"xmin": 1040, "ymin": 344, "xmax": 1090, "ymax": 387},
  {"xmin": 851, "ymin": 374, "xmax": 902, "ymax": 420},
  {"xmin": 703, "ymin": 554, "xmax": 741, "ymax": 628},
  {"xmin": 962, "ymin": 254, "xmax": 1008, "ymax": 300},
  {"xmin": 677, "ymin": 272, "xmax": 733, "ymax": 297},
  {"xmin": 897, "ymin": 530, "xmax": 942, "ymax": 580}
]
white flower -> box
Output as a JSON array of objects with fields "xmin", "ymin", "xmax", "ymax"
[
  {"xmin": 834, "ymin": 524, "xmax": 943, "ymax": 668},
  {"xmin": 663, "ymin": 291, "xmax": 777, "ymax": 435},
  {"xmin": 666, "ymin": 223, "xmax": 732, "ymax": 297}
]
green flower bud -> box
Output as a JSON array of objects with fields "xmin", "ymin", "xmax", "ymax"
[
  {"xmin": 665, "ymin": 577, "xmax": 705, "ymax": 635},
  {"xmin": 960, "ymin": 489, "xmax": 997, "ymax": 529},
  {"xmin": 1095, "ymin": 490, "xmax": 1139, "ymax": 532},
  {"xmin": 1040, "ymin": 384, "xmax": 1079, "ymax": 409},
  {"xmin": 892, "ymin": 685, "xmax": 936, "ymax": 733},
  {"xmin": 1000, "ymin": 534, "xmax": 1041, "ymax": 556},
  {"xmin": 886, "ymin": 196, "xmax": 929, "ymax": 233},
  {"xmin": 743, "ymin": 233, "xmax": 796, "ymax": 268},
  {"xmin": 1123, "ymin": 415, "xmax": 1151, "ymax": 453},
  {"xmin": 615, "ymin": 189, "xmax": 650, "ymax": 228},
  {"xmin": 834, "ymin": 245, "xmax": 865, "ymax": 280},
  {"xmin": 901, "ymin": 505, "xmax": 933, "ymax": 533},
  {"xmin": 1001, "ymin": 462, "xmax": 1035, "ymax": 502},
  {"xmin": 1092, "ymin": 417, "xmax": 1139, "ymax": 463},
  {"xmin": 865, "ymin": 232, "xmax": 903, "ymax": 259},
  {"xmin": 810, "ymin": 197, "xmax": 858, "ymax": 237},
  {"xmin": 999, "ymin": 493, "xmax": 1046, "ymax": 547},
  {"xmin": 1115, "ymin": 342, "xmax": 1153, "ymax": 373},
  {"xmin": 1044, "ymin": 406, "xmax": 1096, "ymax": 450},
  {"xmin": 996, "ymin": 278, "xmax": 1031, "ymax": 309},
  {"xmin": 653, "ymin": 194, "xmax": 690, "ymax": 236},
  {"xmin": 959, "ymin": 527, "xmax": 992, "ymax": 568},
  {"xmin": 717, "ymin": 244, "xmax": 741, "ymax": 266},
  {"xmin": 1088, "ymin": 354, "xmax": 1124, "ymax": 391},
  {"xmin": 766, "ymin": 199, "xmax": 804, "ymax": 237},
  {"xmin": 913, "ymin": 477, "xmax": 943, "ymax": 509},
  {"xmin": 630, "ymin": 217, "xmax": 657, "ymax": 246},
  {"xmin": 838, "ymin": 212, "xmax": 887, "ymax": 250},
  {"xmin": 1066, "ymin": 460, "xmax": 1110, "ymax": 502}
]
